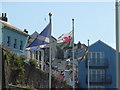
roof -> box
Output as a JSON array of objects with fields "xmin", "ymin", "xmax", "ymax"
[
  {"xmin": 51, "ymin": 36, "xmax": 57, "ymax": 41},
  {"xmin": 90, "ymin": 40, "xmax": 115, "ymax": 51},
  {"xmin": 0, "ymin": 20, "xmax": 29, "ymax": 36},
  {"xmin": 30, "ymin": 31, "xmax": 39, "ymax": 39},
  {"xmin": 30, "ymin": 31, "xmax": 57, "ymax": 41}
]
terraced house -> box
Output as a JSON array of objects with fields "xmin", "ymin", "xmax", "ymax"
[{"xmin": 0, "ymin": 13, "xmax": 29, "ymax": 55}]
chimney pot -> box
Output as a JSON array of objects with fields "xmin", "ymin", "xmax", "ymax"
[
  {"xmin": 5, "ymin": 13, "xmax": 6, "ymax": 17},
  {"xmin": 0, "ymin": 13, "xmax": 8, "ymax": 22},
  {"xmin": 2, "ymin": 13, "xmax": 4, "ymax": 17}
]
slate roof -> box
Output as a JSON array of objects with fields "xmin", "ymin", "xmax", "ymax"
[{"xmin": 0, "ymin": 20, "xmax": 29, "ymax": 36}]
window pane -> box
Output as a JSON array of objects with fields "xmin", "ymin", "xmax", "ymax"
[
  {"xmin": 7, "ymin": 36, "xmax": 10, "ymax": 46},
  {"xmin": 92, "ymin": 52, "xmax": 95, "ymax": 58},
  {"xmin": 20, "ymin": 40, "xmax": 23, "ymax": 50},
  {"xmin": 36, "ymin": 51, "xmax": 38, "ymax": 60},
  {"xmin": 14, "ymin": 39, "xmax": 17, "ymax": 48},
  {"xmin": 97, "ymin": 52, "xmax": 100, "ymax": 59},
  {"xmin": 100, "ymin": 52, "xmax": 104, "ymax": 59},
  {"xmin": 30, "ymin": 51, "xmax": 32, "ymax": 59},
  {"xmin": 39, "ymin": 51, "xmax": 41, "ymax": 61}
]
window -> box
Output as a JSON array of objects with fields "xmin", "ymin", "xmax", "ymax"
[
  {"xmin": 7, "ymin": 36, "xmax": 10, "ymax": 46},
  {"xmin": 97, "ymin": 52, "xmax": 100, "ymax": 64},
  {"xmin": 97, "ymin": 52, "xmax": 100, "ymax": 59},
  {"xmin": 36, "ymin": 51, "xmax": 38, "ymax": 60},
  {"xmin": 89, "ymin": 52, "xmax": 104, "ymax": 65},
  {"xmin": 30, "ymin": 51, "xmax": 32, "ymax": 59},
  {"xmin": 89, "ymin": 69, "xmax": 96, "ymax": 82},
  {"xmin": 34, "ymin": 51, "xmax": 36, "ymax": 59},
  {"xmin": 89, "ymin": 69, "xmax": 105, "ymax": 82},
  {"xmin": 100, "ymin": 52, "xmax": 104, "ymax": 59},
  {"xmin": 90, "ymin": 85, "xmax": 105, "ymax": 90},
  {"xmin": 39, "ymin": 51, "xmax": 41, "ymax": 61},
  {"xmin": 20, "ymin": 40, "xmax": 23, "ymax": 50},
  {"xmin": 14, "ymin": 39, "xmax": 17, "ymax": 48},
  {"xmin": 92, "ymin": 52, "xmax": 96, "ymax": 59}
]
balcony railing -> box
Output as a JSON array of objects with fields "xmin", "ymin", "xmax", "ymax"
[
  {"xmin": 86, "ymin": 58, "xmax": 108, "ymax": 68},
  {"xmin": 86, "ymin": 74, "xmax": 112, "ymax": 85}
]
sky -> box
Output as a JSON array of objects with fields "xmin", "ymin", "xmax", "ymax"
[{"xmin": 1, "ymin": 1, "xmax": 116, "ymax": 48}]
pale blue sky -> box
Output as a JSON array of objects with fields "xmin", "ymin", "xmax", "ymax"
[{"xmin": 1, "ymin": 2, "xmax": 115, "ymax": 48}]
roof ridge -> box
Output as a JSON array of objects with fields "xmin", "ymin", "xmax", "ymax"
[
  {"xmin": 90, "ymin": 40, "xmax": 115, "ymax": 50},
  {"xmin": 0, "ymin": 20, "xmax": 29, "ymax": 36}
]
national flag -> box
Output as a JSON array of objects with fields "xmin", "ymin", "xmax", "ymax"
[
  {"xmin": 76, "ymin": 47, "xmax": 88, "ymax": 61},
  {"xmin": 27, "ymin": 23, "xmax": 50, "ymax": 50},
  {"xmin": 26, "ymin": 46, "xmax": 40, "ymax": 51},
  {"xmin": 57, "ymin": 31, "xmax": 73, "ymax": 49}
]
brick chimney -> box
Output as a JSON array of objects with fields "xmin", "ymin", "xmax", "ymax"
[{"xmin": 0, "ymin": 13, "xmax": 8, "ymax": 22}]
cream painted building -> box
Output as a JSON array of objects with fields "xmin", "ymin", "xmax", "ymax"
[{"xmin": 27, "ymin": 31, "xmax": 57, "ymax": 71}]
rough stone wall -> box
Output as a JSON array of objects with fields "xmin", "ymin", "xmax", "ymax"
[{"xmin": 5, "ymin": 61, "xmax": 72, "ymax": 89}]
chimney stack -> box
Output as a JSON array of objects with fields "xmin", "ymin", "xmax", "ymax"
[
  {"xmin": 0, "ymin": 13, "xmax": 8, "ymax": 22},
  {"xmin": 24, "ymin": 29, "xmax": 28, "ymax": 34},
  {"xmin": 77, "ymin": 41, "xmax": 81, "ymax": 48}
]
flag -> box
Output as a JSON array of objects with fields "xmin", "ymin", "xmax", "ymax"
[
  {"xmin": 57, "ymin": 31, "xmax": 73, "ymax": 49},
  {"xmin": 27, "ymin": 23, "xmax": 50, "ymax": 50},
  {"xmin": 76, "ymin": 47, "xmax": 88, "ymax": 62},
  {"xmin": 26, "ymin": 46, "xmax": 40, "ymax": 51}
]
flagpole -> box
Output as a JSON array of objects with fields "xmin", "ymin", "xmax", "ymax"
[
  {"xmin": 72, "ymin": 19, "xmax": 75, "ymax": 89},
  {"xmin": 0, "ymin": 47, "xmax": 2, "ymax": 89},
  {"xmin": 87, "ymin": 39, "xmax": 90, "ymax": 90},
  {"xmin": 115, "ymin": 0, "xmax": 120, "ymax": 89},
  {"xmin": 49, "ymin": 12, "xmax": 52, "ymax": 89}
]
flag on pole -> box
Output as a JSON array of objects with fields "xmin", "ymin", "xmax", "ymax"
[
  {"xmin": 27, "ymin": 23, "xmax": 50, "ymax": 50},
  {"xmin": 26, "ymin": 46, "xmax": 40, "ymax": 51},
  {"xmin": 57, "ymin": 31, "xmax": 73, "ymax": 49},
  {"xmin": 76, "ymin": 48, "xmax": 88, "ymax": 61}
]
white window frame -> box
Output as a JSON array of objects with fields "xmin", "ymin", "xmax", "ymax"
[
  {"xmin": 89, "ymin": 52, "xmax": 104, "ymax": 65},
  {"xmin": 90, "ymin": 69, "xmax": 105, "ymax": 82}
]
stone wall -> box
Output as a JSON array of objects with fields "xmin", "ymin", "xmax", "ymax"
[{"xmin": 4, "ymin": 57, "xmax": 72, "ymax": 89}]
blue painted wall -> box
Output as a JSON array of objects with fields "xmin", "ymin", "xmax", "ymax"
[
  {"xmin": 78, "ymin": 40, "xmax": 116, "ymax": 88},
  {"xmin": 0, "ymin": 22, "xmax": 28, "ymax": 55}
]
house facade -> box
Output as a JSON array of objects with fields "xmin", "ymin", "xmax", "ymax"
[
  {"xmin": 27, "ymin": 31, "xmax": 57, "ymax": 70},
  {"xmin": 78, "ymin": 40, "xmax": 116, "ymax": 89},
  {"xmin": 53, "ymin": 41, "xmax": 86, "ymax": 87},
  {"xmin": 0, "ymin": 13, "xmax": 29, "ymax": 55}
]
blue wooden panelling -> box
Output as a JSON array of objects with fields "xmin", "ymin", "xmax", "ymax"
[{"xmin": 78, "ymin": 40, "xmax": 116, "ymax": 88}]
